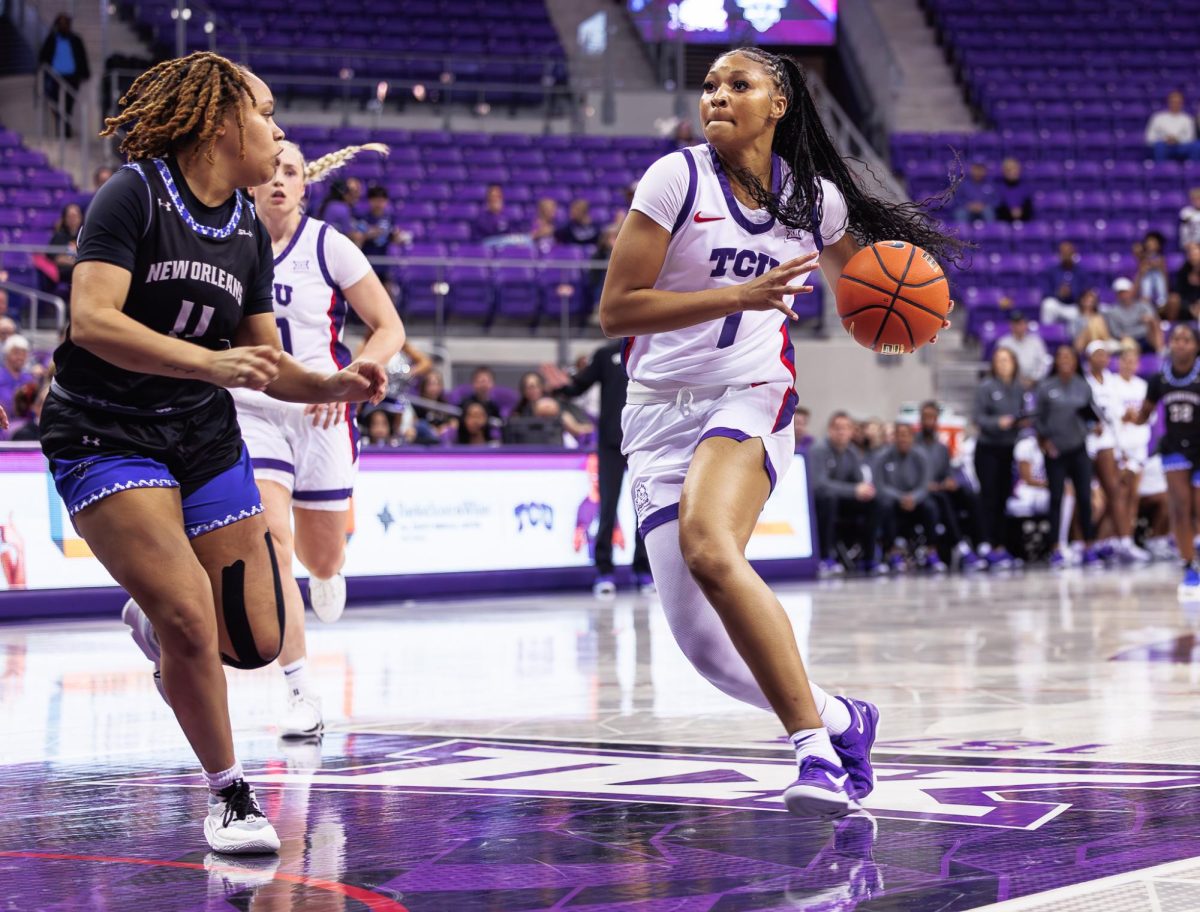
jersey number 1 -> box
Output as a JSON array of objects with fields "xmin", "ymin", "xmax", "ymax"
[
  {"xmin": 169, "ymin": 299, "xmax": 215, "ymax": 339},
  {"xmin": 716, "ymin": 314, "xmax": 742, "ymax": 349}
]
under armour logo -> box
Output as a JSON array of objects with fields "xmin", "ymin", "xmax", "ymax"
[
  {"xmin": 157, "ymin": 199, "xmax": 172, "ymax": 212},
  {"xmin": 82, "ymin": 435, "xmax": 100, "ymax": 447}
]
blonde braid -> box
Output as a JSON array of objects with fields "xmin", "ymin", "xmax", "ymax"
[{"xmin": 302, "ymin": 143, "xmax": 390, "ymax": 184}]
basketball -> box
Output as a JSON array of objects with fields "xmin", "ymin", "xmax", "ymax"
[{"xmin": 835, "ymin": 241, "xmax": 951, "ymax": 355}]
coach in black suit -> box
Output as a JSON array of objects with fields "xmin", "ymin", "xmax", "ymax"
[{"xmin": 555, "ymin": 340, "xmax": 652, "ymax": 589}]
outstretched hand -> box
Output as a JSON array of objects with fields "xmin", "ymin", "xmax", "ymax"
[
  {"xmin": 736, "ymin": 253, "xmax": 819, "ymax": 321},
  {"xmin": 0, "ymin": 404, "xmax": 7, "ymax": 431}
]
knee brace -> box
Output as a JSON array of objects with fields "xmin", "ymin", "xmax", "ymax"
[
  {"xmin": 219, "ymin": 531, "xmax": 286, "ymax": 670},
  {"xmin": 646, "ymin": 522, "xmax": 773, "ymax": 710}
]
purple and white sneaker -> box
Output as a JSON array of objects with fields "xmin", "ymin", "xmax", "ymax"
[
  {"xmin": 830, "ymin": 696, "xmax": 880, "ymax": 801},
  {"xmin": 782, "ymin": 755, "xmax": 857, "ymax": 819},
  {"xmin": 1049, "ymin": 549, "xmax": 1068, "ymax": 570}
]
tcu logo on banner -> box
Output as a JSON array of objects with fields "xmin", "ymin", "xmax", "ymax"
[
  {"xmin": 708, "ymin": 248, "xmax": 781, "ymax": 279},
  {"xmin": 514, "ymin": 502, "xmax": 554, "ymax": 532}
]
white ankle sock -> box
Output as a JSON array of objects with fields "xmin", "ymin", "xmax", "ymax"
[
  {"xmin": 203, "ymin": 760, "xmax": 243, "ymax": 793},
  {"xmin": 788, "ymin": 727, "xmax": 840, "ymax": 767},
  {"xmin": 282, "ymin": 658, "xmax": 308, "ymax": 697},
  {"xmin": 807, "ymin": 682, "xmax": 852, "ymax": 736}
]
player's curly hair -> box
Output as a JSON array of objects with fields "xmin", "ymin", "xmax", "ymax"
[
  {"xmin": 708, "ymin": 48, "xmax": 966, "ymax": 265},
  {"xmin": 99, "ymin": 52, "xmax": 256, "ymax": 162},
  {"xmin": 298, "ymin": 142, "xmax": 389, "ymax": 183}
]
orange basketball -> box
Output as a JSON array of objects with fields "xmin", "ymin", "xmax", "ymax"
[{"xmin": 835, "ymin": 241, "xmax": 951, "ymax": 355}]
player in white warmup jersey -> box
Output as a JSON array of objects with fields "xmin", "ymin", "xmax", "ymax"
[
  {"xmin": 600, "ymin": 48, "xmax": 961, "ymax": 819},
  {"xmin": 240, "ymin": 142, "xmax": 404, "ymax": 737}
]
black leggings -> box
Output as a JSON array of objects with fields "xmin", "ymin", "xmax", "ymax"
[
  {"xmin": 974, "ymin": 443, "xmax": 1014, "ymax": 548},
  {"xmin": 1046, "ymin": 445, "xmax": 1094, "ymax": 545}
]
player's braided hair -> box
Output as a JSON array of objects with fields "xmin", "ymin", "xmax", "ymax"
[
  {"xmin": 710, "ymin": 48, "xmax": 965, "ymax": 265},
  {"xmin": 298, "ymin": 142, "xmax": 390, "ymax": 183},
  {"xmin": 99, "ymin": 52, "xmax": 256, "ymax": 162}
]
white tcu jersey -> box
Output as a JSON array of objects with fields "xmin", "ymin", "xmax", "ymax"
[
  {"xmin": 1014, "ymin": 435, "xmax": 1047, "ymax": 486},
  {"xmin": 270, "ymin": 215, "xmax": 370, "ymax": 373},
  {"xmin": 1110, "ymin": 372, "xmax": 1151, "ymax": 458},
  {"xmin": 624, "ymin": 143, "xmax": 847, "ymax": 390}
]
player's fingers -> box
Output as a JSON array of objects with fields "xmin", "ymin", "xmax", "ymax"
[
  {"xmin": 777, "ymin": 259, "xmax": 819, "ymax": 280},
  {"xmin": 947, "ymin": 299, "xmax": 956, "ymax": 315},
  {"xmin": 773, "ymin": 299, "xmax": 798, "ymax": 321},
  {"xmin": 941, "ymin": 318, "xmax": 952, "ymax": 330},
  {"xmin": 781, "ymin": 284, "xmax": 814, "ymax": 296},
  {"xmin": 777, "ymin": 253, "xmax": 819, "ymax": 272}
]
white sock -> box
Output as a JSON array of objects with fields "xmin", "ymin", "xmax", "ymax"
[
  {"xmin": 955, "ymin": 540, "xmax": 971, "ymax": 556},
  {"xmin": 788, "ymin": 727, "xmax": 840, "ymax": 767},
  {"xmin": 282, "ymin": 658, "xmax": 309, "ymax": 697},
  {"xmin": 808, "ymin": 682, "xmax": 852, "ymax": 736},
  {"xmin": 203, "ymin": 760, "xmax": 244, "ymax": 794}
]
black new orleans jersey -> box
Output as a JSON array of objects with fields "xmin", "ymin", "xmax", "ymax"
[
  {"xmin": 1146, "ymin": 359, "xmax": 1200, "ymax": 455},
  {"xmin": 53, "ymin": 156, "xmax": 274, "ymax": 415}
]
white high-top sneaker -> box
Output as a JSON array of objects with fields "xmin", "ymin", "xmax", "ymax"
[
  {"xmin": 280, "ymin": 692, "xmax": 324, "ymax": 739},
  {"xmin": 121, "ymin": 598, "xmax": 168, "ymax": 705}
]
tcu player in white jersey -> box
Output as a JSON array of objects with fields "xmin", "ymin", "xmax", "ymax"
[
  {"xmin": 601, "ymin": 48, "xmax": 960, "ymax": 819},
  {"xmin": 242, "ymin": 142, "xmax": 404, "ymax": 737}
]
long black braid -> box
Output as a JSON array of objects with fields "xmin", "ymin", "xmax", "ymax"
[{"xmin": 712, "ymin": 48, "xmax": 966, "ymax": 265}]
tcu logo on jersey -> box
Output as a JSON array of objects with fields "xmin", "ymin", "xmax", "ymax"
[
  {"xmin": 274, "ymin": 283, "xmax": 293, "ymax": 307},
  {"xmin": 708, "ymin": 248, "xmax": 781, "ymax": 279}
]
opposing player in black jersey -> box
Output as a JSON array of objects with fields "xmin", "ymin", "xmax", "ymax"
[
  {"xmin": 39, "ymin": 53, "xmax": 386, "ymax": 854},
  {"xmin": 1131, "ymin": 323, "xmax": 1200, "ymax": 598}
]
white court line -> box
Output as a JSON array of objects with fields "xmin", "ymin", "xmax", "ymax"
[{"xmin": 971, "ymin": 856, "xmax": 1200, "ymax": 910}]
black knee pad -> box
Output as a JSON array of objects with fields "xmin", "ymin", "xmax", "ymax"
[{"xmin": 219, "ymin": 532, "xmax": 286, "ymax": 670}]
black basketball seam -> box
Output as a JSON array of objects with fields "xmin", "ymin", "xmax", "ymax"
[
  {"xmin": 838, "ymin": 303, "xmax": 895, "ymax": 320},
  {"xmin": 870, "ymin": 243, "xmax": 907, "ymax": 285},
  {"xmin": 839, "ymin": 274, "xmax": 948, "ymax": 320},
  {"xmin": 868, "ymin": 244, "xmax": 916, "ymax": 352},
  {"xmin": 890, "ymin": 307, "xmax": 916, "ymax": 352}
]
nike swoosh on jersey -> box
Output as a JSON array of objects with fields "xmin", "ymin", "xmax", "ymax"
[{"xmin": 693, "ymin": 213, "xmax": 725, "ymax": 223}]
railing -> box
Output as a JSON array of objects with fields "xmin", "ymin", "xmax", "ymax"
[
  {"xmin": 837, "ymin": 0, "xmax": 904, "ymax": 154},
  {"xmin": 805, "ymin": 73, "xmax": 908, "ymax": 204},
  {"xmin": 0, "ymin": 277, "xmax": 67, "ymax": 334},
  {"xmin": 106, "ymin": 68, "xmax": 581, "ymax": 132},
  {"xmin": 33, "ymin": 64, "xmax": 91, "ymax": 177}
]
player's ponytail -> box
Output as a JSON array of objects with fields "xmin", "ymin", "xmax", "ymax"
[
  {"xmin": 301, "ymin": 143, "xmax": 389, "ymax": 184},
  {"xmin": 712, "ymin": 48, "xmax": 965, "ymax": 265}
]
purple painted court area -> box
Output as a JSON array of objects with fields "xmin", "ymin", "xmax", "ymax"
[{"xmin": 3, "ymin": 733, "xmax": 1200, "ymax": 910}]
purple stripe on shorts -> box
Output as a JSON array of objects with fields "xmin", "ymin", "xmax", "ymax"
[
  {"xmin": 764, "ymin": 450, "xmax": 778, "ymax": 493},
  {"xmin": 293, "ymin": 487, "xmax": 353, "ymax": 501},
  {"xmin": 699, "ymin": 427, "xmax": 751, "ymax": 444},
  {"xmin": 251, "ymin": 457, "xmax": 295, "ymax": 474},
  {"xmin": 639, "ymin": 502, "xmax": 679, "ymax": 538}
]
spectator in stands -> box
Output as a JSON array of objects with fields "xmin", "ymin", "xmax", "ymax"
[
  {"xmin": 317, "ymin": 179, "xmax": 355, "ymax": 236},
  {"xmin": 10, "ymin": 380, "xmax": 47, "ymax": 442},
  {"xmin": 916, "ymin": 401, "xmax": 983, "ymax": 569},
  {"xmin": 93, "ymin": 164, "xmax": 113, "ymax": 190},
  {"xmin": 994, "ymin": 157, "xmax": 1032, "ymax": 223},
  {"xmin": 997, "ymin": 311, "xmax": 1050, "ymax": 385},
  {"xmin": 530, "ymin": 197, "xmax": 560, "ymax": 253},
  {"xmin": 0, "ymin": 335, "xmax": 37, "ymax": 416},
  {"xmin": 1134, "ymin": 230, "xmax": 1169, "ymax": 312},
  {"xmin": 793, "ymin": 406, "xmax": 813, "ymax": 455},
  {"xmin": 457, "ymin": 400, "xmax": 495, "ymax": 446},
  {"xmin": 1175, "ymin": 242, "xmax": 1200, "ymax": 314},
  {"xmin": 355, "ymin": 186, "xmax": 402, "ymax": 288},
  {"xmin": 413, "ymin": 370, "xmax": 457, "ymax": 436},
  {"xmin": 38, "ymin": 14, "xmax": 89, "ymax": 138},
  {"xmin": 954, "ymin": 160, "xmax": 995, "ymax": 223},
  {"xmin": 556, "ymin": 199, "xmax": 601, "ymax": 248},
  {"xmin": 362, "ymin": 407, "xmax": 396, "ymax": 447},
  {"xmin": 1103, "ymin": 277, "xmax": 1162, "ymax": 354},
  {"xmin": 873, "ymin": 423, "xmax": 945, "ymax": 572},
  {"xmin": 1069, "ymin": 288, "xmax": 1111, "ymax": 352},
  {"xmin": 461, "ymin": 365, "xmax": 503, "ymax": 423},
  {"xmin": 810, "ymin": 411, "xmax": 881, "ymax": 576},
  {"xmin": 973, "ymin": 347, "xmax": 1025, "ymax": 569},
  {"xmin": 0, "ymin": 316, "xmax": 14, "ymax": 344},
  {"xmin": 474, "ymin": 183, "xmax": 516, "ymax": 243},
  {"xmin": 513, "ymin": 371, "xmax": 547, "ymax": 418},
  {"xmin": 1145, "ymin": 90, "xmax": 1200, "ymax": 163},
  {"xmin": 0, "ymin": 291, "xmax": 9, "ymax": 321},
  {"xmin": 48, "ymin": 202, "xmax": 83, "ymax": 286},
  {"xmin": 1039, "ymin": 241, "xmax": 1091, "ymax": 328},
  {"xmin": 1179, "ymin": 187, "xmax": 1200, "ymax": 249},
  {"xmin": 857, "ymin": 417, "xmax": 888, "ymax": 460},
  {"xmin": 1036, "ymin": 345, "xmax": 1100, "ymax": 568}
]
